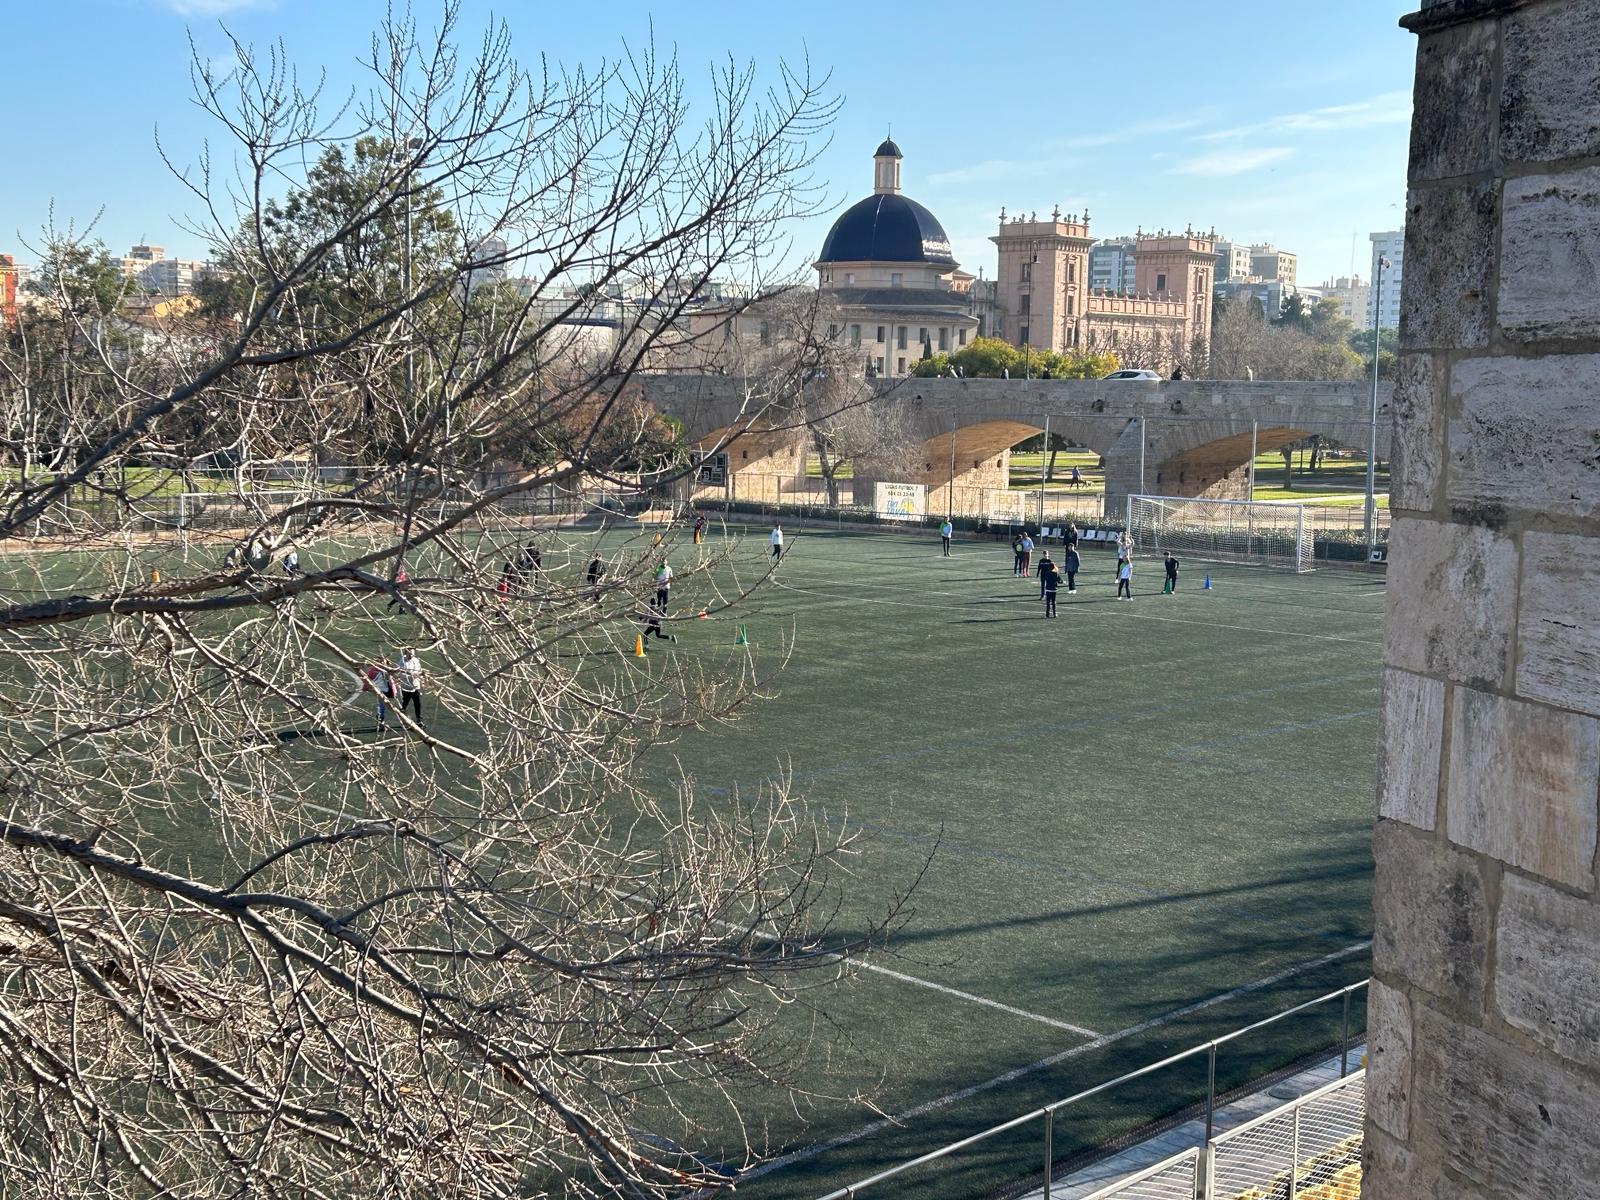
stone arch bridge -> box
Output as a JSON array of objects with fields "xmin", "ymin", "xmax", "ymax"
[{"xmin": 637, "ymin": 375, "xmax": 1394, "ymax": 517}]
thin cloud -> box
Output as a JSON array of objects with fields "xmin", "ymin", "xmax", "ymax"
[
  {"xmin": 1196, "ymin": 91, "xmax": 1412, "ymax": 142},
  {"xmin": 166, "ymin": 0, "xmax": 268, "ymax": 15},
  {"xmin": 1051, "ymin": 112, "xmax": 1215, "ymax": 151},
  {"xmin": 927, "ymin": 157, "xmax": 1078, "ymax": 187},
  {"xmin": 1166, "ymin": 147, "xmax": 1293, "ymax": 177}
]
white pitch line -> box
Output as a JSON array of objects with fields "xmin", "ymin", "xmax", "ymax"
[
  {"xmin": 855, "ymin": 959, "xmax": 1101, "ymax": 1039},
  {"xmin": 736, "ymin": 939, "xmax": 1372, "ymax": 1186}
]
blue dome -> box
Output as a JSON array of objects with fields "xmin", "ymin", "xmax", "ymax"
[
  {"xmin": 817, "ymin": 193, "xmax": 956, "ymax": 267},
  {"xmin": 875, "ymin": 138, "xmax": 903, "ymax": 159}
]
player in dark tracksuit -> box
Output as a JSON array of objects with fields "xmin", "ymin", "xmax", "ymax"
[
  {"xmin": 1039, "ymin": 556, "xmax": 1061, "ymax": 617},
  {"xmin": 1165, "ymin": 553, "xmax": 1180, "ymax": 592},
  {"xmin": 1064, "ymin": 545, "xmax": 1081, "ymax": 594}
]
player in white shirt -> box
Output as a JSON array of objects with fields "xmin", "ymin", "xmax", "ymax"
[
  {"xmin": 770, "ymin": 525, "xmax": 784, "ymax": 560},
  {"xmin": 393, "ymin": 649, "xmax": 425, "ymax": 724}
]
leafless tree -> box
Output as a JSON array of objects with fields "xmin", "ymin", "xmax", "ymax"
[{"xmin": 0, "ymin": 9, "xmax": 917, "ymax": 1197}]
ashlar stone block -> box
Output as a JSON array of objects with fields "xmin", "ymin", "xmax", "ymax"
[
  {"xmin": 1412, "ymin": 1000, "xmax": 1600, "ymax": 1200},
  {"xmin": 1399, "ymin": 183, "xmax": 1496, "ymax": 351},
  {"xmin": 1448, "ymin": 353, "xmax": 1600, "ymax": 522},
  {"xmin": 1372, "ymin": 820, "xmax": 1488, "ymax": 1010},
  {"xmin": 1494, "ymin": 872, "xmax": 1600, "ymax": 1071},
  {"xmin": 1383, "ymin": 517, "xmax": 1516, "ymax": 690},
  {"xmin": 1516, "ymin": 532, "xmax": 1600, "ymax": 718},
  {"xmin": 1377, "ymin": 668, "xmax": 1444, "ymax": 831},
  {"xmin": 1408, "ymin": 16, "xmax": 1497, "ymax": 182},
  {"xmin": 1388, "ymin": 352, "xmax": 1443, "ymax": 513},
  {"xmin": 1500, "ymin": 167, "xmax": 1600, "ymax": 342},
  {"xmin": 1446, "ymin": 687, "xmax": 1599, "ymax": 889},
  {"xmin": 1501, "ymin": 0, "xmax": 1600, "ymax": 165},
  {"xmin": 1367, "ymin": 978, "xmax": 1413, "ymax": 1140}
]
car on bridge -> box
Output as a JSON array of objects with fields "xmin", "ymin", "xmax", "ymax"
[{"xmin": 1101, "ymin": 368, "xmax": 1162, "ymax": 381}]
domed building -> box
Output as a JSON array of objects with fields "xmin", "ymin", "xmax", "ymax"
[{"xmin": 815, "ymin": 140, "xmax": 979, "ymax": 376}]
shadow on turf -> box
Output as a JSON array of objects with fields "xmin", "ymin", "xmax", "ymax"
[{"xmin": 726, "ymin": 844, "xmax": 1373, "ymax": 1200}]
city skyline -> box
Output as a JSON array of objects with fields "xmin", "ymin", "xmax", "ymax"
[{"xmin": 2, "ymin": 1, "xmax": 1415, "ymax": 286}]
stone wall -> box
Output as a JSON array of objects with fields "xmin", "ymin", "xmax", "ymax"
[{"xmin": 1365, "ymin": 1, "xmax": 1600, "ymax": 1196}]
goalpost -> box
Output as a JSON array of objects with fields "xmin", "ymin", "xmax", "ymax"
[{"xmin": 1126, "ymin": 494, "xmax": 1316, "ymax": 573}]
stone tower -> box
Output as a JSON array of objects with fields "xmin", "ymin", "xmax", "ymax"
[
  {"xmin": 990, "ymin": 209, "xmax": 1094, "ymax": 352},
  {"xmin": 1132, "ymin": 229, "xmax": 1215, "ymax": 358}
]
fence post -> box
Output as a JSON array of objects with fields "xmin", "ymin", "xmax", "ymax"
[
  {"xmin": 1043, "ymin": 1108, "xmax": 1053, "ymax": 1200},
  {"xmin": 1339, "ymin": 988, "xmax": 1351, "ymax": 1078},
  {"xmin": 1204, "ymin": 1041, "xmax": 1218, "ymax": 1144},
  {"xmin": 1202, "ymin": 1142, "xmax": 1216, "ymax": 1200},
  {"xmin": 1288, "ymin": 1104, "xmax": 1300, "ymax": 1200}
]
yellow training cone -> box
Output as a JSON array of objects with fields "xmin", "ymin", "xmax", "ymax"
[
  {"xmin": 150, "ymin": 567, "xmax": 160, "ymax": 584},
  {"xmin": 633, "ymin": 633, "xmax": 646, "ymax": 657}
]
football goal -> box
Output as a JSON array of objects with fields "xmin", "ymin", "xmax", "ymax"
[{"xmin": 1126, "ymin": 494, "xmax": 1315, "ymax": 573}]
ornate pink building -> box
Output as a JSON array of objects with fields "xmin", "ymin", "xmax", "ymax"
[{"xmin": 991, "ymin": 213, "xmax": 1215, "ymax": 371}]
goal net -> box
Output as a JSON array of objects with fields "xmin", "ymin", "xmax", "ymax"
[{"xmin": 1126, "ymin": 494, "xmax": 1315, "ymax": 573}]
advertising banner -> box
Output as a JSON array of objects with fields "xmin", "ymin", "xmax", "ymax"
[{"xmin": 873, "ymin": 482, "xmax": 926, "ymax": 521}]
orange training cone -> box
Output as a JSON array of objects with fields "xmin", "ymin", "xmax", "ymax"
[
  {"xmin": 697, "ymin": 608, "xmax": 709, "ymax": 619},
  {"xmin": 632, "ymin": 633, "xmax": 646, "ymax": 657}
]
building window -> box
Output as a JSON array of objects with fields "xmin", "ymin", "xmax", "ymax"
[
  {"xmin": 1156, "ymin": 273, "xmax": 1167, "ymax": 292},
  {"xmin": 828, "ymin": 324, "xmax": 838, "ymax": 340},
  {"xmin": 1020, "ymin": 262, "xmax": 1032, "ymax": 283},
  {"xmin": 959, "ymin": 328, "xmax": 968, "ymax": 346},
  {"xmin": 1067, "ymin": 260, "xmax": 1077, "ymax": 284},
  {"xmin": 897, "ymin": 357, "xmax": 906, "ymax": 374},
  {"xmin": 850, "ymin": 323, "xmax": 861, "ymax": 346},
  {"xmin": 897, "ymin": 326, "xmax": 907, "ymax": 349},
  {"xmin": 1067, "ymin": 294, "xmax": 1075, "ymax": 315},
  {"xmin": 1019, "ymin": 295, "xmax": 1030, "ymax": 316},
  {"xmin": 938, "ymin": 327, "xmax": 948, "ymax": 351},
  {"xmin": 891, "ymin": 272, "xmax": 903, "ymax": 287},
  {"xmin": 758, "ymin": 321, "xmax": 771, "ymax": 346},
  {"xmin": 875, "ymin": 355, "xmax": 885, "ymax": 375},
  {"xmin": 845, "ymin": 273, "xmax": 854, "ymax": 285},
  {"xmin": 1019, "ymin": 325, "xmax": 1030, "ymax": 345},
  {"xmin": 876, "ymin": 325, "xmax": 886, "ymax": 342},
  {"xmin": 918, "ymin": 327, "xmax": 928, "ymax": 346}
]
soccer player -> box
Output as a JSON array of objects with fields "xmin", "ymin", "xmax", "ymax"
[
  {"xmin": 1011, "ymin": 532, "xmax": 1024, "ymax": 575},
  {"xmin": 693, "ymin": 512, "xmax": 706, "ymax": 545},
  {"xmin": 586, "ymin": 552, "xmax": 606, "ymax": 600},
  {"xmin": 1020, "ymin": 532, "xmax": 1034, "ymax": 577},
  {"xmin": 1064, "ymin": 522, "xmax": 1079, "ymax": 552},
  {"xmin": 384, "ymin": 566, "xmax": 410, "ymax": 611},
  {"xmin": 1116, "ymin": 558, "xmax": 1133, "ymax": 600},
  {"xmin": 939, "ymin": 518, "xmax": 953, "ymax": 557},
  {"xmin": 393, "ymin": 648, "xmax": 425, "ymax": 725},
  {"xmin": 1165, "ymin": 552, "xmax": 1180, "ymax": 593},
  {"xmin": 654, "ymin": 558, "xmax": 673, "ymax": 615},
  {"xmin": 1039, "ymin": 555, "xmax": 1061, "ymax": 617},
  {"xmin": 282, "ymin": 548, "xmax": 300, "ymax": 577},
  {"xmin": 770, "ymin": 524, "xmax": 784, "ymax": 560},
  {"xmin": 1064, "ymin": 543, "xmax": 1081, "ymax": 594},
  {"xmin": 640, "ymin": 595, "xmax": 675, "ymax": 645},
  {"xmin": 365, "ymin": 660, "xmax": 392, "ymax": 730}
]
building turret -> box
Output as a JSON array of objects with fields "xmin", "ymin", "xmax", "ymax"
[{"xmin": 873, "ymin": 138, "xmax": 902, "ymax": 195}]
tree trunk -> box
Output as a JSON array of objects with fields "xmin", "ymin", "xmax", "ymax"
[
  {"xmin": 1045, "ymin": 439, "xmax": 1058, "ymax": 484},
  {"xmin": 1280, "ymin": 446, "xmax": 1293, "ymax": 490}
]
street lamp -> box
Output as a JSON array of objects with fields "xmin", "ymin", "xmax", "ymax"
[{"xmin": 1364, "ymin": 254, "xmax": 1389, "ymax": 561}]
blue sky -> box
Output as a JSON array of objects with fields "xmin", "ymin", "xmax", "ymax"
[{"xmin": 3, "ymin": 0, "xmax": 1416, "ymax": 285}]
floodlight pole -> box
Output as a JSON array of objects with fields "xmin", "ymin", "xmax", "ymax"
[
  {"xmin": 947, "ymin": 421, "xmax": 956, "ymax": 522},
  {"xmin": 1364, "ymin": 255, "xmax": 1388, "ymax": 562},
  {"xmin": 1038, "ymin": 414, "xmax": 1050, "ymax": 529}
]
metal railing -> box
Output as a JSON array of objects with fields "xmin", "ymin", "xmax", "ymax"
[
  {"xmin": 1082, "ymin": 1148, "xmax": 1199, "ymax": 1199},
  {"xmin": 816, "ymin": 979, "xmax": 1368, "ymax": 1200},
  {"xmin": 1205, "ymin": 1070, "xmax": 1364, "ymax": 1200}
]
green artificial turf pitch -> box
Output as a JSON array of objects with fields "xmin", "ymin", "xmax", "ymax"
[
  {"xmin": 0, "ymin": 525, "xmax": 1382, "ymax": 1198},
  {"xmin": 653, "ymin": 526, "xmax": 1381, "ymax": 1198}
]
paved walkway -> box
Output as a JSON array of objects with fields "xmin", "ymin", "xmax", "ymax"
[{"xmin": 1018, "ymin": 1044, "xmax": 1366, "ymax": 1199}]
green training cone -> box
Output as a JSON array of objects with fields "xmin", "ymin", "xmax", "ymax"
[
  {"xmin": 1163, "ymin": 579, "xmax": 1172, "ymax": 594},
  {"xmin": 735, "ymin": 624, "xmax": 748, "ymax": 646}
]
